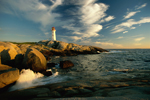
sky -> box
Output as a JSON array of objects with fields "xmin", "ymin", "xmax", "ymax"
[{"xmin": 0, "ymin": 0, "xmax": 150, "ymax": 49}]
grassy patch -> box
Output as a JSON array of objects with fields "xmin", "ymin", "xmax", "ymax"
[{"xmin": 11, "ymin": 42, "xmax": 36, "ymax": 45}]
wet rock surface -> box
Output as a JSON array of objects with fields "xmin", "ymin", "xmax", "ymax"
[
  {"xmin": 0, "ymin": 78, "xmax": 150, "ymax": 100},
  {"xmin": 60, "ymin": 60, "xmax": 74, "ymax": 69}
]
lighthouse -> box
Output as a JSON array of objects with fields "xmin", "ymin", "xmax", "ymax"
[{"xmin": 51, "ymin": 27, "xmax": 56, "ymax": 41}]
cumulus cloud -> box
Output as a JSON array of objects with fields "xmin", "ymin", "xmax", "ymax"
[
  {"xmin": 79, "ymin": 2, "xmax": 108, "ymax": 25},
  {"xmin": 123, "ymin": 31, "xmax": 128, "ymax": 34},
  {"xmin": 62, "ymin": 0, "xmax": 112, "ymax": 39},
  {"xmin": 83, "ymin": 24, "xmax": 103, "ymax": 37},
  {"xmin": 134, "ymin": 37, "xmax": 145, "ymax": 42},
  {"xmin": 95, "ymin": 41, "xmax": 123, "ymax": 47},
  {"xmin": 136, "ymin": 3, "xmax": 147, "ymax": 10},
  {"xmin": 123, "ymin": 11, "xmax": 140, "ymax": 19},
  {"xmin": 0, "ymin": 0, "xmax": 115, "ymax": 41},
  {"xmin": 112, "ymin": 17, "xmax": 150, "ymax": 33}
]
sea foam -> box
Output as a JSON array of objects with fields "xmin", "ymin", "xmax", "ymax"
[{"xmin": 9, "ymin": 68, "xmax": 68, "ymax": 91}]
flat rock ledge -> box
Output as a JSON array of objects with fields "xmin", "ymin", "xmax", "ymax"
[{"xmin": 0, "ymin": 78, "xmax": 150, "ymax": 100}]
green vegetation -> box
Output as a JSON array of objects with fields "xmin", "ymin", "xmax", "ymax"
[{"xmin": 10, "ymin": 42, "xmax": 36, "ymax": 45}]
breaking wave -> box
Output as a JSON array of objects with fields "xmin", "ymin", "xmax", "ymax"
[{"xmin": 9, "ymin": 68, "xmax": 72, "ymax": 91}]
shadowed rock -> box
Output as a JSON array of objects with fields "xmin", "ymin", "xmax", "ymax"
[
  {"xmin": 60, "ymin": 60, "xmax": 74, "ymax": 69},
  {"xmin": 15, "ymin": 54, "xmax": 24, "ymax": 70},
  {"xmin": 47, "ymin": 63, "xmax": 56, "ymax": 68},
  {"xmin": 41, "ymin": 71, "xmax": 52, "ymax": 76}
]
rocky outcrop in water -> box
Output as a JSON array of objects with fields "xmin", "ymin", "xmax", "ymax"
[{"xmin": 60, "ymin": 60, "xmax": 74, "ymax": 69}]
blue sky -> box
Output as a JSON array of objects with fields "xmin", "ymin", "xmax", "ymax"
[{"xmin": 0, "ymin": 0, "xmax": 150, "ymax": 49}]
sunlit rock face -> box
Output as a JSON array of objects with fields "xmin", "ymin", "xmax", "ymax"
[
  {"xmin": 0, "ymin": 42, "xmax": 22, "ymax": 65},
  {"xmin": 18, "ymin": 44, "xmax": 31, "ymax": 54},
  {"xmin": 22, "ymin": 48, "xmax": 47, "ymax": 72},
  {"xmin": 0, "ymin": 64, "xmax": 19, "ymax": 88},
  {"xmin": 38, "ymin": 40, "xmax": 108, "ymax": 56},
  {"xmin": 47, "ymin": 41, "xmax": 68, "ymax": 50}
]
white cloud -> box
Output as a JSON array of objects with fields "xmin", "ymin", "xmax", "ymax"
[
  {"xmin": 95, "ymin": 41, "xmax": 123, "ymax": 47},
  {"xmin": 134, "ymin": 37, "xmax": 145, "ymax": 42},
  {"xmin": 83, "ymin": 24, "xmax": 102, "ymax": 37},
  {"xmin": 62, "ymin": 0, "xmax": 112, "ymax": 38},
  {"xmin": 123, "ymin": 11, "xmax": 140, "ymax": 19},
  {"xmin": 79, "ymin": 2, "xmax": 108, "ymax": 25},
  {"xmin": 95, "ymin": 41, "xmax": 113, "ymax": 46},
  {"xmin": 38, "ymin": 3, "xmax": 47, "ymax": 10},
  {"xmin": 0, "ymin": 0, "xmax": 115, "ymax": 42},
  {"xmin": 100, "ymin": 16, "xmax": 115, "ymax": 23},
  {"xmin": 112, "ymin": 17, "xmax": 150, "ymax": 33},
  {"xmin": 136, "ymin": 3, "xmax": 147, "ymax": 10},
  {"xmin": 112, "ymin": 28, "xmax": 125, "ymax": 34},
  {"xmin": 70, "ymin": 36, "xmax": 82, "ymax": 40},
  {"xmin": 123, "ymin": 31, "xmax": 128, "ymax": 34},
  {"xmin": 130, "ymin": 27, "xmax": 136, "ymax": 29},
  {"xmin": 105, "ymin": 16, "xmax": 115, "ymax": 22},
  {"xmin": 117, "ymin": 36, "xmax": 123, "ymax": 39},
  {"xmin": 50, "ymin": 0, "xmax": 63, "ymax": 10},
  {"xmin": 0, "ymin": 0, "xmax": 63, "ymax": 34},
  {"xmin": 105, "ymin": 26, "xmax": 110, "ymax": 29}
]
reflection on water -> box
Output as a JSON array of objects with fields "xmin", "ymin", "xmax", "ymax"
[{"xmin": 50, "ymin": 49, "xmax": 150, "ymax": 80}]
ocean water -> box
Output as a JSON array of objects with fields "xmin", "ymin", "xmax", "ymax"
[{"xmin": 9, "ymin": 49, "xmax": 150, "ymax": 91}]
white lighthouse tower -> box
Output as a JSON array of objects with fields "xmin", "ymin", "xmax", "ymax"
[{"xmin": 51, "ymin": 27, "xmax": 56, "ymax": 41}]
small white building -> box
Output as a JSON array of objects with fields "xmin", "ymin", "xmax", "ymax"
[{"xmin": 51, "ymin": 27, "xmax": 56, "ymax": 41}]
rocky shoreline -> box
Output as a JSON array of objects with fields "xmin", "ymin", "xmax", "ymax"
[
  {"xmin": 0, "ymin": 41, "xmax": 150, "ymax": 99},
  {"xmin": 0, "ymin": 40, "xmax": 107, "ymax": 89}
]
